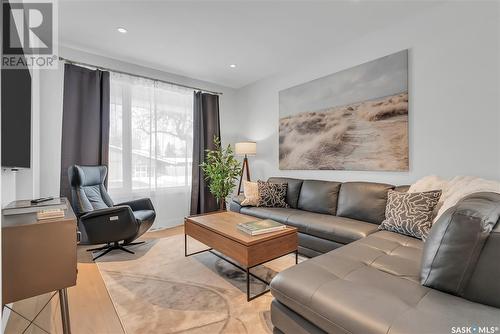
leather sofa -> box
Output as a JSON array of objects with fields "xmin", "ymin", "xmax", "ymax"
[
  {"xmin": 229, "ymin": 178, "xmax": 500, "ymax": 334},
  {"xmin": 230, "ymin": 177, "xmax": 408, "ymax": 257}
]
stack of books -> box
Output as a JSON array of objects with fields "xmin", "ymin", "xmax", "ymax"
[
  {"xmin": 37, "ymin": 209, "xmax": 65, "ymax": 220},
  {"xmin": 237, "ymin": 219, "xmax": 286, "ymax": 236}
]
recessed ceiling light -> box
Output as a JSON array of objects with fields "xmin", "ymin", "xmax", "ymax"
[
  {"xmin": 117, "ymin": 27, "xmax": 128, "ymax": 34},
  {"xmin": 229, "ymin": 64, "xmax": 237, "ymax": 68}
]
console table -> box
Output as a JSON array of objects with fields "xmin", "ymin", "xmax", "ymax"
[{"xmin": 2, "ymin": 198, "xmax": 77, "ymax": 333}]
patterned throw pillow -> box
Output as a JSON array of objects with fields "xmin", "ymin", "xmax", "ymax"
[
  {"xmin": 257, "ymin": 181, "xmax": 288, "ymax": 208},
  {"xmin": 379, "ymin": 189, "xmax": 442, "ymax": 240},
  {"xmin": 241, "ymin": 180, "xmax": 259, "ymax": 206}
]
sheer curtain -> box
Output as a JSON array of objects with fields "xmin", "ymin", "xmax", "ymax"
[{"xmin": 108, "ymin": 72, "xmax": 194, "ymax": 229}]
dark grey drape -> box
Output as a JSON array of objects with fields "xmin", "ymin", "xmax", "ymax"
[
  {"xmin": 190, "ymin": 91, "xmax": 221, "ymax": 215},
  {"xmin": 60, "ymin": 63, "xmax": 110, "ymax": 200}
]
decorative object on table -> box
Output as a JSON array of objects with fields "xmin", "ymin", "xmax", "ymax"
[
  {"xmin": 378, "ymin": 189, "xmax": 442, "ymax": 240},
  {"xmin": 200, "ymin": 136, "xmax": 241, "ymax": 211},
  {"xmin": 237, "ymin": 219, "xmax": 286, "ymax": 236},
  {"xmin": 279, "ymin": 49, "xmax": 408, "ymax": 171},
  {"xmin": 235, "ymin": 141, "xmax": 257, "ymax": 194},
  {"xmin": 241, "ymin": 180, "xmax": 260, "ymax": 206},
  {"xmin": 257, "ymin": 180, "xmax": 289, "ymax": 208},
  {"xmin": 68, "ymin": 165, "xmax": 156, "ymax": 260}
]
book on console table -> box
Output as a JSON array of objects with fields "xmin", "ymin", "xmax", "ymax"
[
  {"xmin": 237, "ymin": 219, "xmax": 286, "ymax": 236},
  {"xmin": 37, "ymin": 209, "xmax": 66, "ymax": 220}
]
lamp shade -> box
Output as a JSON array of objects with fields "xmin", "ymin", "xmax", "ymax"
[{"xmin": 235, "ymin": 142, "xmax": 256, "ymax": 156}]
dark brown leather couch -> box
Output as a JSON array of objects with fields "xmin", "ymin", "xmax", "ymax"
[{"xmin": 229, "ymin": 178, "xmax": 500, "ymax": 334}]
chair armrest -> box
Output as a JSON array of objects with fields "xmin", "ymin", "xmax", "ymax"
[
  {"xmin": 115, "ymin": 198, "xmax": 155, "ymax": 212},
  {"xmin": 80, "ymin": 206, "xmax": 134, "ymax": 221},
  {"xmin": 79, "ymin": 206, "xmax": 138, "ymax": 244}
]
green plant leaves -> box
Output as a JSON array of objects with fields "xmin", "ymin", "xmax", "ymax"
[{"xmin": 200, "ymin": 136, "xmax": 242, "ymax": 204}]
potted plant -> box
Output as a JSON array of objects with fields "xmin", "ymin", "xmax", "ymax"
[{"xmin": 200, "ymin": 136, "xmax": 242, "ymax": 211}]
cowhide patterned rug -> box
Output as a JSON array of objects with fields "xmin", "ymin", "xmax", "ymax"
[{"xmin": 96, "ymin": 234, "xmax": 298, "ymax": 334}]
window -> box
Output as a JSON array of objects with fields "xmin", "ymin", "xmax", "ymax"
[{"xmin": 109, "ymin": 73, "xmax": 193, "ymax": 229}]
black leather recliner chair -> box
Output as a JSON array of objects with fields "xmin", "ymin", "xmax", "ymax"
[{"xmin": 68, "ymin": 165, "xmax": 156, "ymax": 260}]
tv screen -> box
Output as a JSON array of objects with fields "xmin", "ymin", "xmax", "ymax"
[{"xmin": 1, "ymin": 67, "xmax": 32, "ymax": 168}]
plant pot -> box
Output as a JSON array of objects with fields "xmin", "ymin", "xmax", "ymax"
[{"xmin": 219, "ymin": 199, "xmax": 226, "ymax": 211}]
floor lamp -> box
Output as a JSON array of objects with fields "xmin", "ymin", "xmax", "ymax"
[{"xmin": 235, "ymin": 142, "xmax": 257, "ymax": 195}]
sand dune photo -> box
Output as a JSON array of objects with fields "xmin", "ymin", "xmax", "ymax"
[{"xmin": 279, "ymin": 50, "xmax": 409, "ymax": 171}]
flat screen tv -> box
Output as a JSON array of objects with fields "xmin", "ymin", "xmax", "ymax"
[{"xmin": 1, "ymin": 66, "xmax": 32, "ymax": 168}]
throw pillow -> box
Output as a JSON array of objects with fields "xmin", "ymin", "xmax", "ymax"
[
  {"xmin": 257, "ymin": 180, "xmax": 288, "ymax": 208},
  {"xmin": 379, "ymin": 189, "xmax": 442, "ymax": 240},
  {"xmin": 241, "ymin": 180, "xmax": 259, "ymax": 206}
]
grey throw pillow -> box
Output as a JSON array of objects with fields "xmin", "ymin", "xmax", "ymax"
[
  {"xmin": 257, "ymin": 181, "xmax": 288, "ymax": 208},
  {"xmin": 379, "ymin": 189, "xmax": 442, "ymax": 240}
]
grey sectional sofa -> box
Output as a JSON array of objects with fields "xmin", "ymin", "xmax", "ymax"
[
  {"xmin": 229, "ymin": 178, "xmax": 500, "ymax": 334},
  {"xmin": 230, "ymin": 177, "xmax": 408, "ymax": 257}
]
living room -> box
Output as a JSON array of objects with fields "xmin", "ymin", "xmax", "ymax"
[{"xmin": 1, "ymin": 0, "xmax": 499, "ymax": 333}]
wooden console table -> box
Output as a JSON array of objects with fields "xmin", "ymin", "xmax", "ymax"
[{"xmin": 2, "ymin": 198, "xmax": 77, "ymax": 333}]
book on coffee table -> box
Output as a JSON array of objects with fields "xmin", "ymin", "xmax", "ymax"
[{"xmin": 237, "ymin": 219, "xmax": 286, "ymax": 236}]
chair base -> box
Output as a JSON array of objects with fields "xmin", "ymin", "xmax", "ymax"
[{"xmin": 88, "ymin": 241, "xmax": 145, "ymax": 261}]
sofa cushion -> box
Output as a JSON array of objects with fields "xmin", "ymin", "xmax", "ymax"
[
  {"xmin": 270, "ymin": 231, "xmax": 430, "ymax": 334},
  {"xmin": 272, "ymin": 287, "xmax": 500, "ymax": 334},
  {"xmin": 271, "ymin": 300, "xmax": 327, "ymax": 334},
  {"xmin": 286, "ymin": 211, "xmax": 378, "ymax": 244},
  {"xmin": 268, "ymin": 177, "xmax": 303, "ymax": 209},
  {"xmin": 421, "ymin": 192, "xmax": 500, "ymax": 307},
  {"xmin": 297, "ymin": 180, "xmax": 341, "ymax": 215},
  {"xmin": 337, "ymin": 181, "xmax": 394, "ymax": 224},
  {"xmin": 239, "ymin": 207, "xmax": 300, "ymax": 224},
  {"xmin": 298, "ymin": 232, "xmax": 343, "ymax": 254}
]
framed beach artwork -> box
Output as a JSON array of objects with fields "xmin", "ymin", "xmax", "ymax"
[{"xmin": 279, "ymin": 50, "xmax": 409, "ymax": 171}]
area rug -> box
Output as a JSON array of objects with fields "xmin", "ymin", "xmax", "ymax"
[{"xmin": 95, "ymin": 234, "xmax": 297, "ymax": 333}]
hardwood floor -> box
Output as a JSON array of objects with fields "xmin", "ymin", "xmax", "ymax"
[{"xmin": 4, "ymin": 225, "xmax": 184, "ymax": 334}]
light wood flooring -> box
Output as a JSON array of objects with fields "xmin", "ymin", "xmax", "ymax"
[{"xmin": 4, "ymin": 225, "xmax": 184, "ymax": 334}]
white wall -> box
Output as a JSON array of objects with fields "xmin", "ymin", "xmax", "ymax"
[
  {"xmin": 38, "ymin": 46, "xmax": 237, "ymax": 197},
  {"xmin": 231, "ymin": 1, "xmax": 500, "ymax": 185}
]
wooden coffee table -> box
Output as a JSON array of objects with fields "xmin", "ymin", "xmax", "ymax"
[{"xmin": 184, "ymin": 211, "xmax": 298, "ymax": 301}]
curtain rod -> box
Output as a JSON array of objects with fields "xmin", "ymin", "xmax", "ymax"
[{"xmin": 58, "ymin": 57, "xmax": 223, "ymax": 96}]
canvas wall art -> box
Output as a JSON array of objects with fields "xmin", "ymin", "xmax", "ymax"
[{"xmin": 279, "ymin": 50, "xmax": 409, "ymax": 171}]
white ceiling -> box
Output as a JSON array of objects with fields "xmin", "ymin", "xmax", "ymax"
[{"xmin": 59, "ymin": 1, "xmax": 443, "ymax": 89}]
